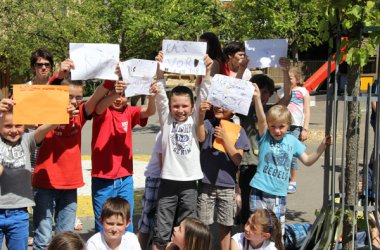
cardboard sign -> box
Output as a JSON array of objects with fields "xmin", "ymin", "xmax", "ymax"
[
  {"xmin": 160, "ymin": 40, "xmax": 207, "ymax": 75},
  {"xmin": 213, "ymin": 120, "xmax": 241, "ymax": 153},
  {"xmin": 13, "ymin": 85, "xmax": 69, "ymax": 124},
  {"xmin": 207, "ymin": 74, "xmax": 254, "ymax": 116},
  {"xmin": 120, "ymin": 59, "xmax": 157, "ymax": 97},
  {"xmin": 245, "ymin": 39, "xmax": 288, "ymax": 69},
  {"xmin": 70, "ymin": 43, "xmax": 119, "ymax": 80}
]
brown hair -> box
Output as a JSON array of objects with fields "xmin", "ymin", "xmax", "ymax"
[
  {"xmin": 266, "ymin": 105, "xmax": 292, "ymax": 126},
  {"xmin": 247, "ymin": 209, "xmax": 284, "ymax": 250},
  {"xmin": 47, "ymin": 231, "xmax": 85, "ymax": 250},
  {"xmin": 289, "ymin": 67, "xmax": 304, "ymax": 86},
  {"xmin": 183, "ymin": 217, "xmax": 212, "ymax": 250},
  {"xmin": 169, "ymin": 85, "xmax": 194, "ymax": 108},
  {"xmin": 100, "ymin": 197, "xmax": 130, "ymax": 222}
]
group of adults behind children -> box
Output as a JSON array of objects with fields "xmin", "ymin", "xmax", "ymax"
[{"xmin": 0, "ymin": 31, "xmax": 322, "ymax": 250}]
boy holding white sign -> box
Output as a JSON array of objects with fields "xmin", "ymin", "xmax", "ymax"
[
  {"xmin": 196, "ymin": 101, "xmax": 250, "ymax": 250},
  {"xmin": 151, "ymin": 51, "xmax": 212, "ymax": 250}
]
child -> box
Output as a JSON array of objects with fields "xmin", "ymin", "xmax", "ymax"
[
  {"xmin": 151, "ymin": 52, "xmax": 212, "ymax": 250},
  {"xmin": 33, "ymin": 74, "xmax": 114, "ymax": 250},
  {"xmin": 86, "ymin": 197, "xmax": 141, "ymax": 250},
  {"xmin": 91, "ymin": 79, "xmax": 157, "ymax": 233},
  {"xmin": 166, "ymin": 217, "xmax": 212, "ymax": 250},
  {"xmin": 0, "ymin": 98, "xmax": 73, "ymax": 250},
  {"xmin": 250, "ymin": 84, "xmax": 331, "ymax": 232},
  {"xmin": 231, "ymin": 209, "xmax": 284, "ymax": 250},
  {"xmin": 197, "ymin": 101, "xmax": 250, "ymax": 250},
  {"xmin": 282, "ymin": 67, "xmax": 310, "ymax": 194},
  {"xmin": 47, "ymin": 231, "xmax": 85, "ymax": 250},
  {"xmin": 137, "ymin": 132, "xmax": 162, "ymax": 250}
]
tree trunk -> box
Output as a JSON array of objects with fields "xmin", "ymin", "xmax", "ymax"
[{"xmin": 342, "ymin": 63, "xmax": 360, "ymax": 250}]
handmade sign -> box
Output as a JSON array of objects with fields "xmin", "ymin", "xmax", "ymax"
[
  {"xmin": 207, "ymin": 74, "xmax": 254, "ymax": 116},
  {"xmin": 120, "ymin": 59, "xmax": 157, "ymax": 97},
  {"xmin": 245, "ymin": 39, "xmax": 288, "ymax": 69},
  {"xmin": 70, "ymin": 43, "xmax": 119, "ymax": 80},
  {"xmin": 13, "ymin": 84, "xmax": 69, "ymax": 124},
  {"xmin": 213, "ymin": 120, "xmax": 241, "ymax": 153},
  {"xmin": 160, "ymin": 40, "xmax": 207, "ymax": 75}
]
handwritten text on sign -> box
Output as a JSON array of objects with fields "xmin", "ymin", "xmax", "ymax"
[
  {"xmin": 160, "ymin": 40, "xmax": 207, "ymax": 75},
  {"xmin": 207, "ymin": 74, "xmax": 254, "ymax": 116},
  {"xmin": 120, "ymin": 59, "xmax": 157, "ymax": 97},
  {"xmin": 13, "ymin": 84, "xmax": 69, "ymax": 124},
  {"xmin": 70, "ymin": 43, "xmax": 119, "ymax": 80}
]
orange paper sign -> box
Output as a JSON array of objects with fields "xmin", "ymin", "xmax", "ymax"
[
  {"xmin": 213, "ymin": 119, "xmax": 241, "ymax": 153},
  {"xmin": 13, "ymin": 84, "xmax": 69, "ymax": 124}
]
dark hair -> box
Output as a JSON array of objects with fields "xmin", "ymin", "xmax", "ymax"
[
  {"xmin": 223, "ymin": 41, "xmax": 245, "ymax": 57},
  {"xmin": 30, "ymin": 48, "xmax": 54, "ymax": 68},
  {"xmin": 169, "ymin": 85, "xmax": 194, "ymax": 107},
  {"xmin": 100, "ymin": 197, "xmax": 130, "ymax": 222},
  {"xmin": 250, "ymin": 74, "xmax": 275, "ymax": 96},
  {"xmin": 47, "ymin": 231, "xmax": 85, "ymax": 250},
  {"xmin": 199, "ymin": 32, "xmax": 226, "ymax": 63},
  {"xmin": 61, "ymin": 79, "xmax": 83, "ymax": 87}
]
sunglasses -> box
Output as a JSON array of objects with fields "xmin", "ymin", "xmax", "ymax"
[{"xmin": 35, "ymin": 62, "xmax": 51, "ymax": 68}]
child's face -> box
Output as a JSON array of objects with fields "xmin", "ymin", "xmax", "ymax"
[
  {"xmin": 101, "ymin": 215, "xmax": 129, "ymax": 242},
  {"xmin": 171, "ymin": 220, "xmax": 186, "ymax": 249},
  {"xmin": 244, "ymin": 221, "xmax": 268, "ymax": 247},
  {"xmin": 267, "ymin": 120, "xmax": 289, "ymax": 141},
  {"xmin": 0, "ymin": 113, "xmax": 25, "ymax": 145},
  {"xmin": 111, "ymin": 95, "xmax": 127, "ymax": 111},
  {"xmin": 170, "ymin": 95, "xmax": 193, "ymax": 122},
  {"xmin": 289, "ymin": 72, "xmax": 298, "ymax": 87},
  {"xmin": 213, "ymin": 106, "xmax": 233, "ymax": 120},
  {"xmin": 69, "ymin": 85, "xmax": 84, "ymax": 109}
]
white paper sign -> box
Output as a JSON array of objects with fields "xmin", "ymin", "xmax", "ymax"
[
  {"xmin": 207, "ymin": 74, "xmax": 254, "ymax": 116},
  {"xmin": 160, "ymin": 40, "xmax": 207, "ymax": 75},
  {"xmin": 120, "ymin": 59, "xmax": 157, "ymax": 97},
  {"xmin": 245, "ymin": 39, "xmax": 288, "ymax": 69},
  {"xmin": 70, "ymin": 43, "xmax": 119, "ymax": 80}
]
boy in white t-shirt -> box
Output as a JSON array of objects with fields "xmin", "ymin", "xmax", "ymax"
[{"xmin": 86, "ymin": 197, "xmax": 141, "ymax": 250}]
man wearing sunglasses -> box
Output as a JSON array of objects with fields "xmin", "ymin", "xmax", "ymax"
[{"xmin": 28, "ymin": 48, "xmax": 54, "ymax": 85}]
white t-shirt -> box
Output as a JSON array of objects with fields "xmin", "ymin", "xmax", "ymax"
[
  {"xmin": 86, "ymin": 231, "xmax": 141, "ymax": 250},
  {"xmin": 232, "ymin": 233, "xmax": 277, "ymax": 250}
]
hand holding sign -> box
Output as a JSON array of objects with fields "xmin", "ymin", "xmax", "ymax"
[{"xmin": 160, "ymin": 40, "xmax": 207, "ymax": 75}]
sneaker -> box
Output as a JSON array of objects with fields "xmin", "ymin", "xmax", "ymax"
[{"xmin": 288, "ymin": 183, "xmax": 297, "ymax": 194}]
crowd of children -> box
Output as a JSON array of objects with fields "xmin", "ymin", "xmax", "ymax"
[{"xmin": 0, "ymin": 32, "xmax": 332, "ymax": 250}]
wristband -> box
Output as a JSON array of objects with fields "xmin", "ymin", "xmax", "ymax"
[{"xmin": 103, "ymin": 80, "xmax": 115, "ymax": 90}]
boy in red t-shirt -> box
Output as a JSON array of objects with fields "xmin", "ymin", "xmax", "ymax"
[
  {"xmin": 32, "ymin": 72, "xmax": 117, "ymax": 250},
  {"xmin": 91, "ymin": 80, "xmax": 157, "ymax": 233}
]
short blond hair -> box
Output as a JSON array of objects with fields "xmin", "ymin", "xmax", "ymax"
[
  {"xmin": 266, "ymin": 105, "xmax": 292, "ymax": 125},
  {"xmin": 289, "ymin": 67, "xmax": 304, "ymax": 86}
]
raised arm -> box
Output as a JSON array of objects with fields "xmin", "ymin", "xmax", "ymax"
[
  {"xmin": 197, "ymin": 101, "xmax": 211, "ymax": 143},
  {"xmin": 252, "ymin": 83, "xmax": 267, "ymax": 137},
  {"xmin": 235, "ymin": 57, "xmax": 249, "ymax": 80},
  {"xmin": 154, "ymin": 51, "xmax": 169, "ymax": 126},
  {"xmin": 140, "ymin": 81, "xmax": 158, "ymax": 119},
  {"xmin": 277, "ymin": 57, "xmax": 292, "ymax": 106},
  {"xmin": 299, "ymin": 135, "xmax": 332, "ymax": 166},
  {"xmin": 94, "ymin": 81, "xmax": 124, "ymax": 115}
]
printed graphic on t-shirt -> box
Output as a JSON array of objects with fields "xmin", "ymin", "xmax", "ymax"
[
  {"xmin": 0, "ymin": 143, "xmax": 26, "ymax": 169},
  {"xmin": 262, "ymin": 141, "xmax": 291, "ymax": 181},
  {"xmin": 170, "ymin": 122, "xmax": 192, "ymax": 155},
  {"xmin": 121, "ymin": 121, "xmax": 128, "ymax": 132}
]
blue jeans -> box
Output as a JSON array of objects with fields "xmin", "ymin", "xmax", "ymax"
[
  {"xmin": 33, "ymin": 188, "xmax": 77, "ymax": 250},
  {"xmin": 0, "ymin": 208, "xmax": 29, "ymax": 250},
  {"xmin": 92, "ymin": 176, "xmax": 134, "ymax": 233}
]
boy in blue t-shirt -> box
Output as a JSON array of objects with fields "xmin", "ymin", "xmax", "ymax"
[
  {"xmin": 251, "ymin": 84, "xmax": 332, "ymax": 232},
  {"xmin": 197, "ymin": 101, "xmax": 250, "ymax": 250}
]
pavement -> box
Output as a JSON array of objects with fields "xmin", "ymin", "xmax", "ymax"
[{"xmin": 7, "ymin": 94, "xmax": 374, "ymax": 249}]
